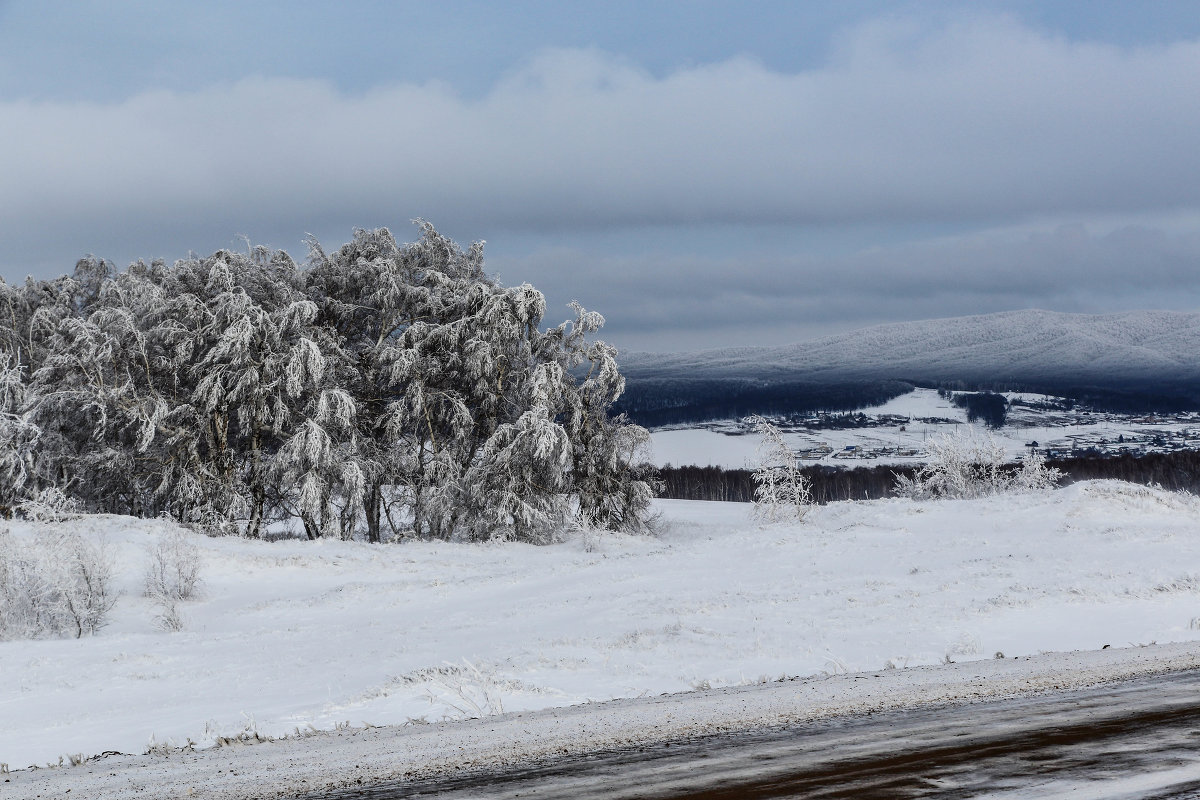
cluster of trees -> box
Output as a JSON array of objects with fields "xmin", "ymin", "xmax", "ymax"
[
  {"xmin": 0, "ymin": 223, "xmax": 655, "ymax": 543},
  {"xmin": 621, "ymin": 378, "xmax": 1200, "ymax": 432},
  {"xmin": 657, "ymin": 465, "xmax": 756, "ymax": 503},
  {"xmin": 0, "ymin": 524, "xmax": 116, "ymax": 640},
  {"xmin": 939, "ymin": 389, "xmax": 1009, "ymax": 428},
  {"xmin": 941, "ymin": 383, "xmax": 1200, "ymax": 428}
]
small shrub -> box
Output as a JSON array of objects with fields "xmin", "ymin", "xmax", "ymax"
[
  {"xmin": 17, "ymin": 488, "xmax": 81, "ymax": 523},
  {"xmin": 1009, "ymin": 447, "xmax": 1063, "ymax": 492},
  {"xmin": 54, "ymin": 532, "xmax": 119, "ymax": 638},
  {"xmin": 423, "ymin": 660, "xmax": 507, "ymax": 719},
  {"xmin": 0, "ymin": 531, "xmax": 52, "ymax": 639},
  {"xmin": 145, "ymin": 528, "xmax": 202, "ymax": 632},
  {"xmin": 153, "ymin": 597, "xmax": 186, "ymax": 633},
  {"xmin": 145, "ymin": 529, "xmax": 202, "ymax": 601}
]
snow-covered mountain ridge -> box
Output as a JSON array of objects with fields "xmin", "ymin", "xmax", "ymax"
[{"xmin": 620, "ymin": 309, "xmax": 1200, "ymax": 385}]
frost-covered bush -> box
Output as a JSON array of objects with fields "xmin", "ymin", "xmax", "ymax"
[
  {"xmin": 51, "ymin": 531, "xmax": 118, "ymax": 637},
  {"xmin": 0, "ymin": 526, "xmax": 117, "ymax": 640},
  {"xmin": 748, "ymin": 416, "xmax": 812, "ymax": 522},
  {"xmin": 1008, "ymin": 447, "xmax": 1064, "ymax": 493},
  {"xmin": 895, "ymin": 430, "xmax": 1062, "ymax": 500},
  {"xmin": 423, "ymin": 660, "xmax": 508, "ymax": 720},
  {"xmin": 143, "ymin": 523, "xmax": 204, "ymax": 633},
  {"xmin": 145, "ymin": 528, "xmax": 202, "ymax": 602},
  {"xmin": 17, "ymin": 487, "xmax": 81, "ymax": 523},
  {"xmin": 895, "ymin": 431, "xmax": 1008, "ymax": 500},
  {"xmin": 0, "ymin": 530, "xmax": 50, "ymax": 639}
]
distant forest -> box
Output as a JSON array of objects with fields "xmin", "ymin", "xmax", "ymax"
[
  {"xmin": 616, "ymin": 376, "xmax": 1200, "ymax": 428},
  {"xmin": 612, "ymin": 379, "xmax": 915, "ymax": 427},
  {"xmin": 657, "ymin": 463, "xmax": 902, "ymax": 504},
  {"xmin": 932, "ymin": 379, "xmax": 1200, "ymax": 416},
  {"xmin": 657, "ymin": 449, "xmax": 1200, "ymax": 504}
]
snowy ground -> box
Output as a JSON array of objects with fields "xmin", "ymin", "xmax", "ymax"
[
  {"xmin": 4, "ymin": 481, "xmax": 1200, "ymax": 774},
  {"xmin": 9, "ymin": 643, "xmax": 1200, "ymax": 800},
  {"xmin": 651, "ymin": 387, "xmax": 1200, "ymax": 469}
]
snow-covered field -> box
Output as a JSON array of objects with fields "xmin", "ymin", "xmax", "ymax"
[
  {"xmin": 4, "ymin": 481, "xmax": 1200, "ymax": 772},
  {"xmin": 651, "ymin": 387, "xmax": 1200, "ymax": 469}
]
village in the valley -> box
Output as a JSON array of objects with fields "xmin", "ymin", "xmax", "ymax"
[{"xmin": 650, "ymin": 388, "xmax": 1200, "ymax": 469}]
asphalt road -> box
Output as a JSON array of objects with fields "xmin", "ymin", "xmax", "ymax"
[{"xmin": 311, "ymin": 670, "xmax": 1200, "ymax": 800}]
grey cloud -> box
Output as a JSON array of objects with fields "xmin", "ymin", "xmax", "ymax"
[
  {"xmin": 3, "ymin": 17, "xmax": 1200, "ymax": 270},
  {"xmin": 4, "ymin": 15, "xmax": 1200, "ymax": 354},
  {"xmin": 496, "ymin": 221, "xmax": 1200, "ymax": 351}
]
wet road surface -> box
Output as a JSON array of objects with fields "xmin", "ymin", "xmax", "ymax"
[{"xmin": 308, "ymin": 670, "xmax": 1200, "ymax": 799}]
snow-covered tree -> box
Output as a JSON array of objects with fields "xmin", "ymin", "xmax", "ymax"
[
  {"xmin": 0, "ymin": 278, "xmax": 38, "ymax": 368},
  {"xmin": 309, "ymin": 223, "xmax": 655, "ymax": 542},
  {"xmin": 189, "ymin": 269, "xmax": 328, "ymax": 536},
  {"xmin": 275, "ymin": 388, "xmax": 364, "ymax": 539},
  {"xmin": 304, "ymin": 225, "xmax": 439, "ymax": 541},
  {"xmin": 748, "ymin": 416, "xmax": 812, "ymax": 522},
  {"xmin": 567, "ymin": 336, "xmax": 659, "ymax": 533},
  {"xmin": 31, "ymin": 298, "xmax": 168, "ymax": 515},
  {"xmin": 0, "ymin": 357, "xmax": 40, "ymax": 515}
]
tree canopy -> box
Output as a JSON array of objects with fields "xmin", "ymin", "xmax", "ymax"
[{"xmin": 0, "ymin": 222, "xmax": 656, "ymax": 542}]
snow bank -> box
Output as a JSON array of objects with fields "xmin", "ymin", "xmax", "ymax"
[{"xmin": 2, "ymin": 482, "xmax": 1200, "ymax": 774}]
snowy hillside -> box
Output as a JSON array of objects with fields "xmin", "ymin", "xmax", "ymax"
[
  {"xmin": 621, "ymin": 309, "xmax": 1200, "ymax": 385},
  {"xmin": 4, "ymin": 483, "xmax": 1200, "ymax": 770}
]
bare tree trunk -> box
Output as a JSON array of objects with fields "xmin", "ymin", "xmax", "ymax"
[
  {"xmin": 245, "ymin": 425, "xmax": 264, "ymax": 539},
  {"xmin": 302, "ymin": 513, "xmax": 320, "ymax": 540},
  {"xmin": 365, "ymin": 483, "xmax": 382, "ymax": 543}
]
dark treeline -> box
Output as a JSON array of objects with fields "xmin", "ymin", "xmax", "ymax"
[
  {"xmin": 658, "ymin": 449, "xmax": 1200, "ymax": 503},
  {"xmin": 934, "ymin": 379, "xmax": 1200, "ymax": 415},
  {"xmin": 613, "ymin": 380, "xmax": 915, "ymax": 427},
  {"xmin": 1050, "ymin": 385, "xmax": 1200, "ymax": 415},
  {"xmin": 948, "ymin": 390, "xmax": 1008, "ymax": 428},
  {"xmin": 658, "ymin": 463, "xmax": 919, "ymax": 504},
  {"xmin": 1053, "ymin": 449, "xmax": 1200, "ymax": 493},
  {"xmin": 656, "ymin": 465, "xmax": 756, "ymax": 502}
]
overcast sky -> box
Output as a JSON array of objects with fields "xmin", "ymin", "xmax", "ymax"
[{"xmin": 2, "ymin": 1, "xmax": 1199, "ymax": 352}]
